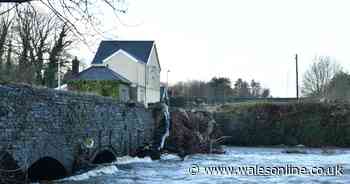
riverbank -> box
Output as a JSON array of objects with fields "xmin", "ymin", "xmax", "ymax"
[{"xmin": 214, "ymin": 102, "xmax": 350, "ymax": 147}]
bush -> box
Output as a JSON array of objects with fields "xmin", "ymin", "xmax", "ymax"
[
  {"xmin": 67, "ymin": 80, "xmax": 120, "ymax": 98},
  {"xmin": 215, "ymin": 102, "xmax": 350, "ymax": 147}
]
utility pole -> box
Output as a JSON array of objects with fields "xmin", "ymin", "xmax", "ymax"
[
  {"xmin": 144, "ymin": 64, "xmax": 147, "ymax": 105},
  {"xmin": 295, "ymin": 54, "xmax": 299, "ymax": 100}
]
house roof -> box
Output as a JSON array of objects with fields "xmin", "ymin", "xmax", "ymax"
[
  {"xmin": 69, "ymin": 66, "xmax": 131, "ymax": 84},
  {"xmin": 91, "ymin": 40, "xmax": 154, "ymax": 64}
]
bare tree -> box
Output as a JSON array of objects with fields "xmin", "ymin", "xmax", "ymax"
[
  {"xmin": 302, "ymin": 56, "xmax": 342, "ymax": 97},
  {"xmin": 5, "ymin": 39, "xmax": 12, "ymax": 78},
  {"xmin": 31, "ymin": 11, "xmax": 52, "ymax": 84},
  {"xmin": 15, "ymin": 7, "xmax": 34, "ymax": 83},
  {"xmin": 0, "ymin": 6, "xmax": 74, "ymax": 87},
  {"xmin": 326, "ymin": 71, "xmax": 350, "ymax": 101},
  {"xmin": 0, "ymin": 15, "xmax": 12, "ymax": 66},
  {"xmin": 0, "ymin": 0, "xmax": 128, "ymax": 42},
  {"xmin": 261, "ymin": 88, "xmax": 270, "ymax": 97},
  {"xmin": 233, "ymin": 78, "xmax": 250, "ymax": 97},
  {"xmin": 250, "ymin": 79, "xmax": 261, "ymax": 97}
]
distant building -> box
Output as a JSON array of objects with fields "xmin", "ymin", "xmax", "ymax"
[{"xmin": 68, "ymin": 40, "xmax": 161, "ymax": 105}]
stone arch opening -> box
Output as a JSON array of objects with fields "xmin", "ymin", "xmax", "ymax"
[
  {"xmin": 27, "ymin": 157, "xmax": 67, "ymax": 182},
  {"xmin": 92, "ymin": 150, "xmax": 116, "ymax": 164},
  {"xmin": 0, "ymin": 151, "xmax": 25, "ymax": 183}
]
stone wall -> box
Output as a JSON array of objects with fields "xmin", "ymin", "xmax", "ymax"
[{"xmin": 0, "ymin": 83, "xmax": 154, "ymax": 176}]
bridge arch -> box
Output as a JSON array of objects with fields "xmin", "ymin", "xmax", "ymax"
[
  {"xmin": 27, "ymin": 157, "xmax": 67, "ymax": 182},
  {"xmin": 91, "ymin": 148, "xmax": 117, "ymax": 164},
  {"xmin": 0, "ymin": 151, "xmax": 24, "ymax": 183}
]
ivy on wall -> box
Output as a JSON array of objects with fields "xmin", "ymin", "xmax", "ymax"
[{"xmin": 68, "ymin": 80, "xmax": 120, "ymax": 98}]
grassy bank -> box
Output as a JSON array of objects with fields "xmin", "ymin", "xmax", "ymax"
[{"xmin": 214, "ymin": 102, "xmax": 350, "ymax": 147}]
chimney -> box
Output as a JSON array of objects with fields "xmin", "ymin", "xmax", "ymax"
[{"xmin": 72, "ymin": 56, "xmax": 79, "ymax": 75}]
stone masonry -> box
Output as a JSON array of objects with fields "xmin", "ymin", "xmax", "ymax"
[{"xmin": 0, "ymin": 83, "xmax": 154, "ymax": 176}]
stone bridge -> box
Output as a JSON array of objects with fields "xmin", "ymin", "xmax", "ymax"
[{"xmin": 0, "ymin": 83, "xmax": 155, "ymax": 182}]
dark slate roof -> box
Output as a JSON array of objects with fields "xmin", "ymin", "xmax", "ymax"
[
  {"xmin": 70, "ymin": 66, "xmax": 131, "ymax": 84},
  {"xmin": 91, "ymin": 40, "xmax": 154, "ymax": 64}
]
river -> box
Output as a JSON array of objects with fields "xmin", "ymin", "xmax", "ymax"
[{"xmin": 53, "ymin": 146, "xmax": 350, "ymax": 184}]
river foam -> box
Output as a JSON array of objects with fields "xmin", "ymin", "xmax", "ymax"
[
  {"xmin": 160, "ymin": 153, "xmax": 181, "ymax": 161},
  {"xmin": 114, "ymin": 155, "xmax": 153, "ymax": 165},
  {"xmin": 60, "ymin": 165, "xmax": 119, "ymax": 181}
]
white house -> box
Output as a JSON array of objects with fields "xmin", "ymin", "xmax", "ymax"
[{"xmin": 91, "ymin": 40, "xmax": 161, "ymax": 105}]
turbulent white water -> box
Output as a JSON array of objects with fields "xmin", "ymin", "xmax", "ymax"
[
  {"xmin": 158, "ymin": 103, "xmax": 170, "ymax": 150},
  {"xmin": 112, "ymin": 155, "xmax": 153, "ymax": 165},
  {"xmin": 57, "ymin": 156, "xmax": 153, "ymax": 183},
  {"xmin": 60, "ymin": 165, "xmax": 119, "ymax": 181},
  {"xmin": 54, "ymin": 147, "xmax": 350, "ymax": 184}
]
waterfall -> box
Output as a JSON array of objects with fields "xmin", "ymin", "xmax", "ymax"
[
  {"xmin": 158, "ymin": 86, "xmax": 171, "ymax": 150},
  {"xmin": 158, "ymin": 103, "xmax": 170, "ymax": 150}
]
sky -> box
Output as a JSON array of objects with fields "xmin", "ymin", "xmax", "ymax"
[{"xmin": 75, "ymin": 0, "xmax": 350, "ymax": 97}]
